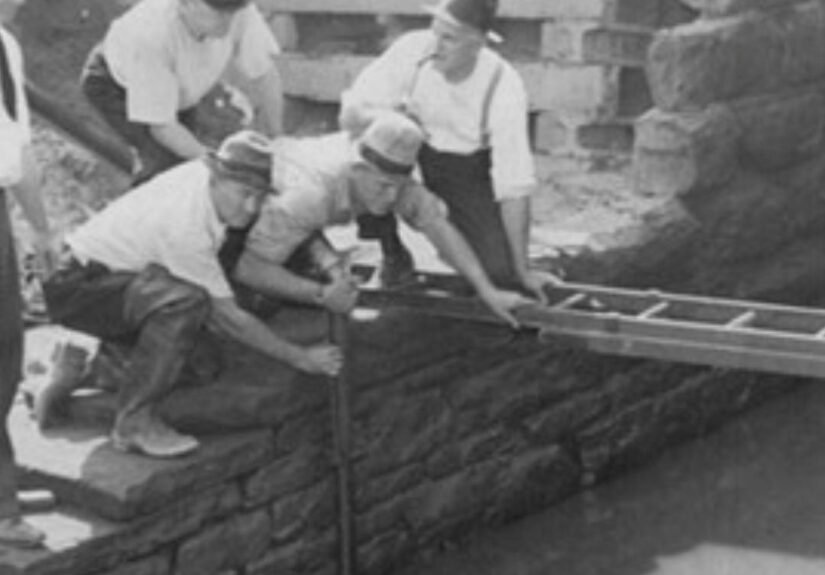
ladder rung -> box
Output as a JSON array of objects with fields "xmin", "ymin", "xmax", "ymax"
[
  {"xmin": 638, "ymin": 301, "xmax": 669, "ymax": 319},
  {"xmin": 553, "ymin": 292, "xmax": 587, "ymax": 310},
  {"xmin": 725, "ymin": 310, "xmax": 757, "ymax": 329}
]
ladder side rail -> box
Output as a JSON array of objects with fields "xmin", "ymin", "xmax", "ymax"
[
  {"xmin": 543, "ymin": 330, "xmax": 825, "ymax": 380},
  {"xmin": 546, "ymin": 309, "xmax": 825, "ymax": 356}
]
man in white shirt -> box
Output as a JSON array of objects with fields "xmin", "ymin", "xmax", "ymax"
[
  {"xmin": 340, "ymin": 0, "xmax": 559, "ymax": 299},
  {"xmin": 233, "ymin": 112, "xmax": 531, "ymax": 327},
  {"xmin": 41, "ymin": 131, "xmax": 342, "ymax": 460},
  {"xmin": 0, "ymin": 0, "xmax": 58, "ymax": 549},
  {"xmin": 81, "ymin": 0, "xmax": 284, "ymax": 185}
]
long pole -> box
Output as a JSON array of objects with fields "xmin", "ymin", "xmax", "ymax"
[{"xmin": 329, "ymin": 312, "xmax": 356, "ymax": 575}]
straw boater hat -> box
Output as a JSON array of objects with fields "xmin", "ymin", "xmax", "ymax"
[
  {"xmin": 206, "ymin": 130, "xmax": 273, "ymax": 194},
  {"xmin": 424, "ymin": 0, "xmax": 502, "ymax": 43},
  {"xmin": 358, "ymin": 113, "xmax": 425, "ymax": 177}
]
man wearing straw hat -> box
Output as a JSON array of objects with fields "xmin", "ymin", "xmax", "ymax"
[
  {"xmin": 232, "ymin": 112, "xmax": 531, "ymax": 327},
  {"xmin": 341, "ymin": 0, "xmax": 560, "ymax": 299},
  {"xmin": 40, "ymin": 130, "xmax": 342, "ymax": 459}
]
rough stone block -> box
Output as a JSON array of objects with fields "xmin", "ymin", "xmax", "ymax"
[
  {"xmin": 682, "ymin": 0, "xmax": 811, "ymax": 18},
  {"xmin": 647, "ymin": 1, "xmax": 825, "ymax": 111},
  {"xmin": 541, "ymin": 21, "xmax": 653, "ymax": 66},
  {"xmin": 633, "ymin": 105, "xmax": 739, "ymax": 197},
  {"xmin": 732, "ymin": 89, "xmax": 825, "ymax": 171},
  {"xmin": 268, "ymin": 13, "xmax": 299, "ymax": 51},
  {"xmin": 176, "ymin": 510, "xmax": 271, "ymax": 575},
  {"xmin": 10, "ymin": 403, "xmax": 271, "ymax": 521}
]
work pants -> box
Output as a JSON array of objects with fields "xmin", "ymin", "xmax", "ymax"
[
  {"xmin": 0, "ymin": 190, "xmax": 22, "ymax": 519},
  {"xmin": 43, "ymin": 257, "xmax": 210, "ymax": 420}
]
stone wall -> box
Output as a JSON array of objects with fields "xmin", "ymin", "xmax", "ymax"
[
  {"xmin": 632, "ymin": 0, "xmax": 825, "ymax": 298},
  {"xmin": 7, "ymin": 1, "xmax": 825, "ymax": 574}
]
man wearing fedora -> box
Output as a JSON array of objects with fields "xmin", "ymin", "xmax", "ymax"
[
  {"xmin": 40, "ymin": 130, "xmax": 343, "ymax": 459},
  {"xmin": 340, "ymin": 0, "xmax": 559, "ymax": 300},
  {"xmin": 81, "ymin": 0, "xmax": 284, "ymax": 185},
  {"xmin": 232, "ymin": 112, "xmax": 531, "ymax": 327}
]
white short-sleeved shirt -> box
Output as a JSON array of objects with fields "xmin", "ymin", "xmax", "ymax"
[
  {"xmin": 341, "ymin": 29, "xmax": 535, "ymax": 201},
  {"xmin": 0, "ymin": 28, "xmax": 31, "ymax": 188},
  {"xmin": 103, "ymin": 0, "xmax": 280, "ymax": 124},
  {"xmin": 67, "ymin": 160, "xmax": 233, "ymax": 298},
  {"xmin": 246, "ymin": 132, "xmax": 448, "ymax": 265}
]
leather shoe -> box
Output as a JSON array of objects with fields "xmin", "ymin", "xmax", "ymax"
[
  {"xmin": 111, "ymin": 419, "xmax": 199, "ymax": 459},
  {"xmin": 0, "ymin": 517, "xmax": 45, "ymax": 549}
]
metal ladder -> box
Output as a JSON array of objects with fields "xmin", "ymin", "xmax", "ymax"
[{"xmin": 357, "ymin": 271, "xmax": 825, "ymax": 379}]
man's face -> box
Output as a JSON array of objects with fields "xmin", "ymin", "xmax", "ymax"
[
  {"xmin": 179, "ymin": 0, "xmax": 237, "ymax": 40},
  {"xmin": 0, "ymin": 0, "xmax": 26, "ymax": 25},
  {"xmin": 430, "ymin": 16, "xmax": 484, "ymax": 78},
  {"xmin": 213, "ymin": 177, "xmax": 266, "ymax": 228},
  {"xmin": 350, "ymin": 165, "xmax": 406, "ymax": 216}
]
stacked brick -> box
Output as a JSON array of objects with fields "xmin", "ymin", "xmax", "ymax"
[
  {"xmin": 634, "ymin": 0, "xmax": 825, "ymax": 296},
  {"xmin": 253, "ymin": 0, "xmax": 694, "ymax": 176}
]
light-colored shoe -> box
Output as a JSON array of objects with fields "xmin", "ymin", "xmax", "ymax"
[
  {"xmin": 111, "ymin": 418, "xmax": 199, "ymax": 459},
  {"xmin": 0, "ymin": 517, "xmax": 45, "ymax": 549},
  {"xmin": 32, "ymin": 342, "xmax": 89, "ymax": 430}
]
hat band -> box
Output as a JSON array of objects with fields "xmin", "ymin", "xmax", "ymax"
[{"xmin": 359, "ymin": 143, "xmax": 415, "ymax": 176}]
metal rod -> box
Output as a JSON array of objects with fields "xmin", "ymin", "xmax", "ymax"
[{"xmin": 328, "ymin": 312, "xmax": 356, "ymax": 575}]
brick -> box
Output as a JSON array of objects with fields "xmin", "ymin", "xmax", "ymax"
[
  {"xmin": 275, "ymin": 53, "xmax": 619, "ymax": 115},
  {"xmin": 535, "ymin": 112, "xmax": 634, "ymax": 154},
  {"xmin": 682, "ymin": 0, "xmax": 810, "ymax": 18},
  {"xmin": 633, "ymin": 105, "xmax": 739, "ymax": 197},
  {"xmin": 541, "ymin": 21, "xmax": 653, "ymax": 67},
  {"xmin": 256, "ymin": 0, "xmax": 610, "ymax": 19},
  {"xmin": 647, "ymin": 1, "xmax": 825, "ymax": 111}
]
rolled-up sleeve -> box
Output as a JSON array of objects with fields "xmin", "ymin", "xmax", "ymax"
[{"xmin": 488, "ymin": 67, "xmax": 536, "ymax": 201}]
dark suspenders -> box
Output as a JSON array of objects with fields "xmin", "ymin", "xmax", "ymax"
[
  {"xmin": 0, "ymin": 32, "xmax": 17, "ymax": 121},
  {"xmin": 405, "ymin": 47, "xmax": 504, "ymax": 149}
]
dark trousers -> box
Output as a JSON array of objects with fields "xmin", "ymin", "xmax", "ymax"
[
  {"xmin": 80, "ymin": 46, "xmax": 196, "ymax": 186},
  {"xmin": 357, "ymin": 144, "xmax": 517, "ymax": 285},
  {"xmin": 43, "ymin": 257, "xmax": 210, "ymax": 418},
  {"xmin": 0, "ymin": 191, "xmax": 22, "ymax": 519}
]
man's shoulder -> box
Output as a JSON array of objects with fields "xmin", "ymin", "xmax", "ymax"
[{"xmin": 384, "ymin": 29, "xmax": 434, "ymax": 58}]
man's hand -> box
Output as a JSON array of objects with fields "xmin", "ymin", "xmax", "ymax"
[
  {"xmin": 319, "ymin": 274, "xmax": 359, "ymax": 314},
  {"xmin": 29, "ymin": 229, "xmax": 60, "ymax": 278},
  {"xmin": 296, "ymin": 344, "xmax": 344, "ymax": 376},
  {"xmin": 520, "ymin": 269, "xmax": 564, "ymax": 305},
  {"xmin": 478, "ymin": 287, "xmax": 533, "ymax": 328}
]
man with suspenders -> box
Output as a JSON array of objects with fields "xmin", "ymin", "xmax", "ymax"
[{"xmin": 340, "ymin": 0, "xmax": 559, "ymax": 299}]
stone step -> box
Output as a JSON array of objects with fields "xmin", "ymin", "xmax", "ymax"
[{"xmin": 11, "ymin": 403, "xmax": 275, "ymax": 522}]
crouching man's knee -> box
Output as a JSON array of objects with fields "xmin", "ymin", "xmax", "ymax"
[{"xmin": 124, "ymin": 264, "xmax": 211, "ymax": 327}]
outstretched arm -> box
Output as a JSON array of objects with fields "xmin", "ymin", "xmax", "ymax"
[
  {"xmin": 421, "ymin": 217, "xmax": 532, "ymax": 327},
  {"xmin": 209, "ymin": 296, "xmax": 342, "ymax": 375},
  {"xmin": 149, "ymin": 121, "xmax": 208, "ymax": 161},
  {"xmin": 246, "ymin": 65, "xmax": 284, "ymax": 138},
  {"xmin": 500, "ymin": 196, "xmax": 561, "ymax": 304},
  {"xmin": 9, "ymin": 147, "xmax": 58, "ymax": 275}
]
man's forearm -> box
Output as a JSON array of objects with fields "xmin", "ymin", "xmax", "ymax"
[
  {"xmin": 209, "ymin": 297, "xmax": 307, "ymax": 367},
  {"xmin": 423, "ymin": 219, "xmax": 497, "ymax": 295},
  {"xmin": 149, "ymin": 122, "xmax": 208, "ymax": 160},
  {"xmin": 500, "ymin": 196, "xmax": 532, "ymax": 279},
  {"xmin": 234, "ymin": 251, "xmax": 322, "ymax": 305},
  {"xmin": 249, "ymin": 66, "xmax": 284, "ymax": 137}
]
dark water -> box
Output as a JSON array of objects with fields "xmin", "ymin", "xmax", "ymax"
[{"xmin": 397, "ymin": 382, "xmax": 825, "ymax": 575}]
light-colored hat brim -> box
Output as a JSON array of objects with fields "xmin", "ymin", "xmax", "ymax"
[{"xmin": 423, "ymin": 3, "xmax": 503, "ymax": 43}]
